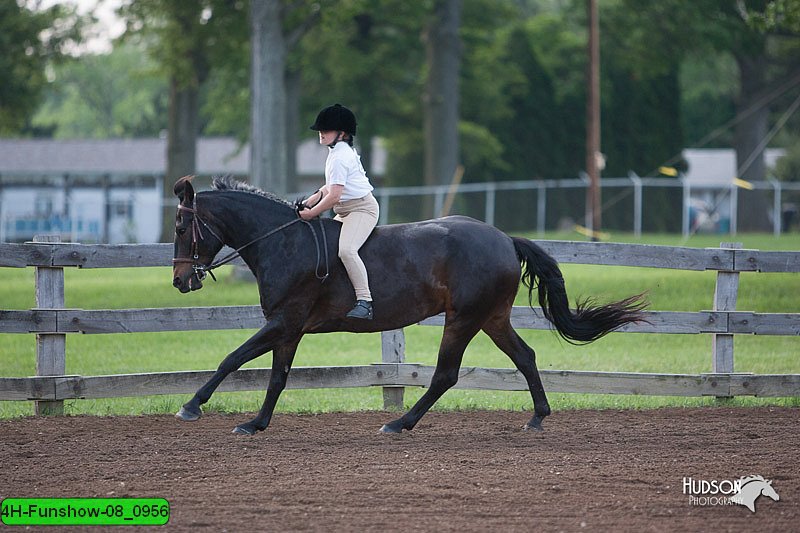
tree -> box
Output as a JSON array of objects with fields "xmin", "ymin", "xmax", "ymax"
[
  {"xmin": 0, "ymin": 0, "xmax": 85, "ymax": 135},
  {"xmin": 489, "ymin": 19, "xmax": 576, "ymax": 180},
  {"xmin": 119, "ymin": 0, "xmax": 245, "ymax": 241},
  {"xmin": 679, "ymin": 53, "xmax": 738, "ymax": 149},
  {"xmin": 616, "ymin": 0, "xmax": 800, "ymax": 231},
  {"xmin": 32, "ymin": 43, "xmax": 168, "ymax": 138},
  {"xmin": 423, "ymin": 0, "xmax": 462, "ymax": 190},
  {"xmin": 299, "ymin": 0, "xmax": 429, "ymax": 188},
  {"xmin": 748, "ymin": 0, "xmax": 800, "ymax": 33},
  {"xmin": 457, "ymin": 0, "xmax": 520, "ymax": 182},
  {"xmin": 774, "ymin": 142, "xmax": 800, "ymax": 181},
  {"xmin": 703, "ymin": 1, "xmax": 800, "ymax": 230},
  {"xmin": 250, "ymin": 0, "xmax": 322, "ymax": 195},
  {"xmin": 250, "ymin": 0, "xmax": 287, "ymax": 194}
]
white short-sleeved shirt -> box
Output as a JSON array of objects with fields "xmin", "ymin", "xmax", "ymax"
[{"xmin": 325, "ymin": 142, "xmax": 373, "ymax": 201}]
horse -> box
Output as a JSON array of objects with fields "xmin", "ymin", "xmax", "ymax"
[
  {"xmin": 171, "ymin": 175, "xmax": 647, "ymax": 435},
  {"xmin": 730, "ymin": 475, "xmax": 780, "ymax": 512}
]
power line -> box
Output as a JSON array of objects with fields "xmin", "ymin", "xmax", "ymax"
[
  {"xmin": 737, "ymin": 89, "xmax": 800, "ymax": 178},
  {"xmin": 647, "ymin": 70, "xmax": 800, "ymax": 177},
  {"xmin": 582, "ymin": 86, "xmax": 800, "ymax": 237},
  {"xmin": 678, "ymin": 88, "xmax": 800, "ymax": 244}
]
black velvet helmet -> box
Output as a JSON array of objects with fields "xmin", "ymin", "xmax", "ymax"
[{"xmin": 309, "ymin": 104, "xmax": 357, "ymax": 136}]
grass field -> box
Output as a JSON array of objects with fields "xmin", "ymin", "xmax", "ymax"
[{"xmin": 1, "ymin": 231, "xmax": 798, "ymax": 418}]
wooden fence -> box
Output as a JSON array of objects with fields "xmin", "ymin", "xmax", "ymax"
[{"xmin": 1, "ymin": 236, "xmax": 799, "ymax": 416}]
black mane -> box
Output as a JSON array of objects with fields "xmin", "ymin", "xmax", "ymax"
[{"xmin": 210, "ymin": 175, "xmax": 293, "ymax": 207}]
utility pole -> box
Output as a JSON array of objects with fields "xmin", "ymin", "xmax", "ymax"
[{"xmin": 586, "ymin": 0, "xmax": 601, "ymax": 239}]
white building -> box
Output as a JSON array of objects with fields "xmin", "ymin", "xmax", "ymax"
[{"xmin": 0, "ymin": 137, "xmax": 385, "ymax": 243}]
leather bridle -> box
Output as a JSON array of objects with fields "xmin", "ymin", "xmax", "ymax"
[{"xmin": 172, "ymin": 198, "xmax": 329, "ymax": 283}]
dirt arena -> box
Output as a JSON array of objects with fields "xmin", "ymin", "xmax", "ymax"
[{"xmin": 2, "ymin": 407, "xmax": 798, "ymax": 531}]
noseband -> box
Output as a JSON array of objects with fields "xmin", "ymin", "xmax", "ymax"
[
  {"xmin": 172, "ymin": 199, "xmax": 329, "ymax": 283},
  {"xmin": 172, "ymin": 202, "xmax": 226, "ymax": 282}
]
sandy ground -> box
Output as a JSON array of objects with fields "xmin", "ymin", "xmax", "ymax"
[{"xmin": 1, "ymin": 407, "xmax": 798, "ymax": 532}]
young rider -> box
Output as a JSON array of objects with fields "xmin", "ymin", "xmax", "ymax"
[{"xmin": 300, "ymin": 104, "xmax": 379, "ymax": 320}]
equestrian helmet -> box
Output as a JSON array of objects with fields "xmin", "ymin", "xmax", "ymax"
[{"xmin": 309, "ymin": 104, "xmax": 357, "ymax": 136}]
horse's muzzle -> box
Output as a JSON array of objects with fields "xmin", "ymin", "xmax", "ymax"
[{"xmin": 173, "ymin": 270, "xmax": 204, "ymax": 293}]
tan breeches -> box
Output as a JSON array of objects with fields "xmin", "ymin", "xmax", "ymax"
[{"xmin": 333, "ymin": 193, "xmax": 379, "ymax": 301}]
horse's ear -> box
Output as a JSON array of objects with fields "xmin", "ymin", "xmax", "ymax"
[{"xmin": 174, "ymin": 175, "xmax": 196, "ymax": 203}]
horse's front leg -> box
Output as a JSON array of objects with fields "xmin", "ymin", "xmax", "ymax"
[
  {"xmin": 175, "ymin": 321, "xmax": 293, "ymax": 422},
  {"xmin": 232, "ymin": 336, "xmax": 302, "ymax": 435}
]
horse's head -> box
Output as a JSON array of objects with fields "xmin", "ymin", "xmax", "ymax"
[
  {"xmin": 760, "ymin": 479, "xmax": 780, "ymax": 502},
  {"xmin": 172, "ymin": 176, "xmax": 225, "ymax": 293},
  {"xmin": 732, "ymin": 475, "xmax": 780, "ymax": 512}
]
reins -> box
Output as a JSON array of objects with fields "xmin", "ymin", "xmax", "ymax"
[{"xmin": 173, "ymin": 200, "xmax": 329, "ymax": 283}]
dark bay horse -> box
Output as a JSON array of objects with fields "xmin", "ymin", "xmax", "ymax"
[{"xmin": 172, "ymin": 175, "xmax": 646, "ymax": 435}]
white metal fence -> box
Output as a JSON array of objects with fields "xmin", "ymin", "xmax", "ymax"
[
  {"xmin": 2, "ymin": 175, "xmax": 800, "ymax": 243},
  {"xmin": 372, "ymin": 174, "xmax": 800, "ymax": 237}
]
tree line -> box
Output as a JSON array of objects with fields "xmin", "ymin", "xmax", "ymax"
[{"xmin": 3, "ymin": 0, "xmax": 800, "ymax": 237}]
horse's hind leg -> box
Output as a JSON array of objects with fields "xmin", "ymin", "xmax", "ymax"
[
  {"xmin": 483, "ymin": 318, "xmax": 551, "ymax": 430},
  {"xmin": 380, "ymin": 317, "xmax": 481, "ymax": 434},
  {"xmin": 232, "ymin": 336, "xmax": 302, "ymax": 435}
]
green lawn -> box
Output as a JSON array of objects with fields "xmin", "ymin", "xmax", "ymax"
[{"xmin": 1, "ymin": 231, "xmax": 798, "ymax": 418}]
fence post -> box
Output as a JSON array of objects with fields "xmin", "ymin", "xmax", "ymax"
[
  {"xmin": 485, "ymin": 183, "xmax": 496, "ymax": 226},
  {"xmin": 380, "ymin": 329, "xmax": 405, "ymax": 410},
  {"xmin": 537, "ymin": 183, "xmax": 546, "ymax": 235},
  {"xmin": 34, "ymin": 234, "xmax": 66, "ymax": 415},
  {"xmin": 628, "ymin": 172, "xmax": 642, "ymax": 237},
  {"xmin": 379, "ymin": 191, "xmax": 389, "ymax": 225},
  {"xmin": 712, "ymin": 242, "xmax": 741, "ymax": 399},
  {"xmin": 769, "ymin": 177, "xmax": 782, "ymax": 237},
  {"xmin": 433, "ymin": 188, "xmax": 445, "ymax": 219},
  {"xmin": 681, "ymin": 178, "xmax": 690, "ymax": 238}
]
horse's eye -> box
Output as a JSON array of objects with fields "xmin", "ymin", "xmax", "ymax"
[{"xmin": 177, "ymin": 227, "xmax": 187, "ymax": 236}]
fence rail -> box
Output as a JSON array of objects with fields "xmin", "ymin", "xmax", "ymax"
[
  {"xmin": 1, "ymin": 237, "xmax": 799, "ymax": 414},
  {"xmin": 2, "ymin": 306, "xmax": 800, "ymax": 336},
  {"xmin": 3, "ymin": 240, "xmax": 800, "ymax": 272},
  {"xmin": 4, "ymin": 366, "xmax": 798, "ymax": 402}
]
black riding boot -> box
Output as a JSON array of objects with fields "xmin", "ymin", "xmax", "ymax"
[{"xmin": 346, "ymin": 300, "xmax": 373, "ymax": 320}]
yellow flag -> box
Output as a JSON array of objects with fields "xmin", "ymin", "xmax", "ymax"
[
  {"xmin": 733, "ymin": 177, "xmax": 754, "ymax": 190},
  {"xmin": 658, "ymin": 166, "xmax": 678, "ymax": 177},
  {"xmin": 574, "ymin": 224, "xmax": 610, "ymax": 241}
]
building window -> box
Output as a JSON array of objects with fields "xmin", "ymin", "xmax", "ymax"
[
  {"xmin": 112, "ymin": 200, "xmax": 133, "ymax": 219},
  {"xmin": 34, "ymin": 195, "xmax": 54, "ymax": 216}
]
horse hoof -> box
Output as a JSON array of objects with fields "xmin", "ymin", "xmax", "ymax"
[
  {"xmin": 379, "ymin": 421, "xmax": 404, "ymax": 434},
  {"xmin": 175, "ymin": 405, "xmax": 202, "ymax": 422},
  {"xmin": 232, "ymin": 425, "xmax": 257, "ymax": 436},
  {"xmin": 523, "ymin": 416, "xmax": 545, "ymax": 431}
]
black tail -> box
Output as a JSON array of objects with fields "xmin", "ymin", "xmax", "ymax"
[{"xmin": 512, "ymin": 237, "xmax": 647, "ymax": 344}]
